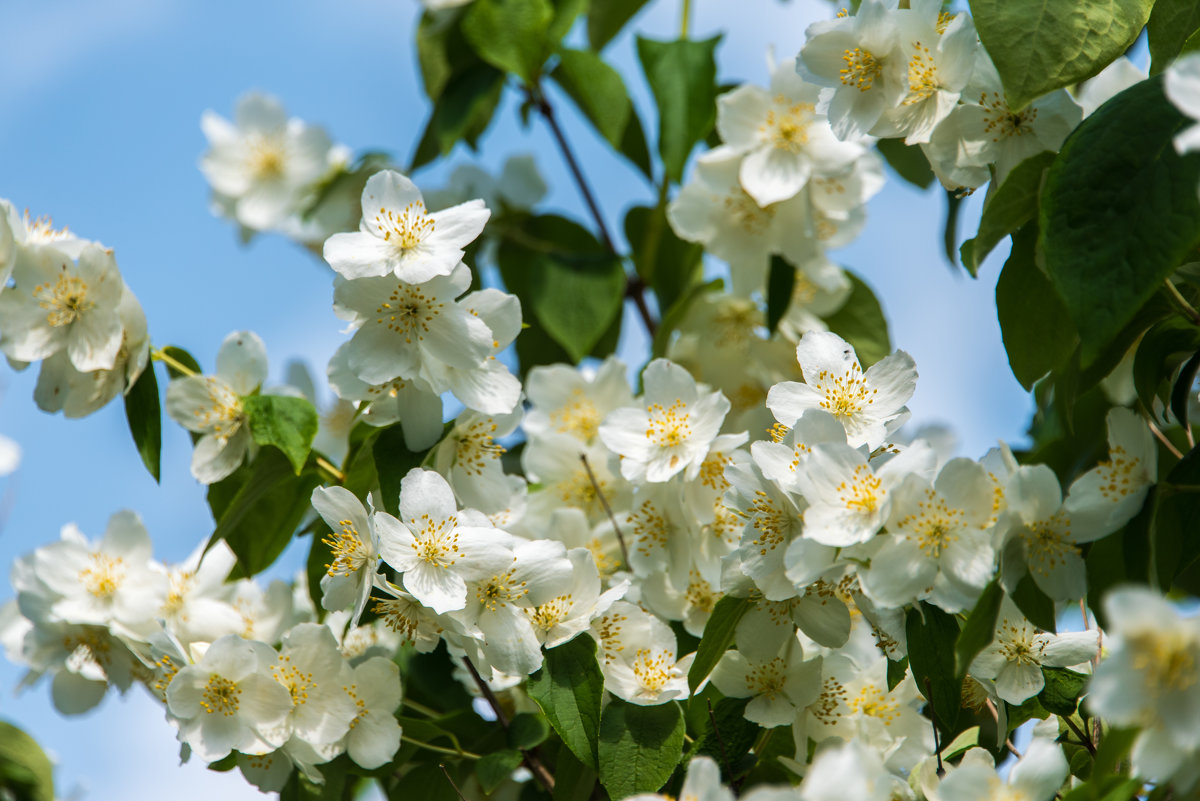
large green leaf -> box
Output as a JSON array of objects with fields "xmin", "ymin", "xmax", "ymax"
[
  {"xmin": 969, "ymin": 0, "xmax": 1153, "ymax": 111},
  {"xmin": 954, "ymin": 579, "xmax": 1004, "ymax": 677},
  {"xmin": 461, "ymin": 0, "xmax": 553, "ymax": 83},
  {"xmin": 243, "ymin": 395, "xmax": 319, "ymax": 475},
  {"xmin": 687, "ymin": 596, "xmax": 752, "ymax": 693},
  {"xmin": 496, "ymin": 215, "xmax": 626, "ymax": 362},
  {"xmin": 527, "ymin": 634, "xmax": 605, "ymax": 769},
  {"xmin": 411, "ymin": 63, "xmax": 506, "ymax": 170},
  {"xmin": 1040, "ymin": 76, "xmax": 1200, "ymax": 365},
  {"xmin": 1149, "ymin": 0, "xmax": 1200, "ymax": 74},
  {"xmin": 624, "ymin": 204, "xmax": 703, "ymax": 313},
  {"xmin": 996, "ymin": 225, "xmax": 1078, "ymax": 390},
  {"xmin": 875, "ymin": 138, "xmax": 934, "ymax": 190},
  {"xmin": 0, "ymin": 720, "xmax": 54, "ymax": 801},
  {"xmin": 124, "ymin": 362, "xmax": 162, "ymax": 482},
  {"xmin": 212, "ymin": 447, "xmax": 323, "ymax": 578},
  {"xmin": 823, "ymin": 270, "xmax": 891, "ymax": 368},
  {"xmin": 904, "ymin": 603, "xmax": 962, "ymax": 740},
  {"xmin": 588, "ymin": 0, "xmax": 651, "ymax": 51},
  {"xmin": 597, "ymin": 698, "xmax": 685, "ymax": 799},
  {"xmin": 636, "ymin": 36, "xmax": 720, "ymax": 182},
  {"xmin": 961, "ymin": 151, "xmax": 1056, "ymax": 277}
]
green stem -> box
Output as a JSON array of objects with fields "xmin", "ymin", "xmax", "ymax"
[
  {"xmin": 151, "ymin": 347, "xmax": 196, "ymax": 377},
  {"xmin": 403, "ymin": 699, "xmax": 442, "ymax": 718},
  {"xmin": 1165, "ymin": 278, "xmax": 1200, "ymax": 327},
  {"xmin": 401, "ymin": 736, "xmax": 481, "ymax": 760},
  {"xmin": 681, "ymin": 0, "xmax": 692, "ymax": 37}
]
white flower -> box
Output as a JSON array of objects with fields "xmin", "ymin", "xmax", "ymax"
[
  {"xmin": 667, "ymin": 148, "xmax": 816, "ymax": 296},
  {"xmin": 767, "ymin": 331, "xmax": 916, "ymax": 451},
  {"xmin": 326, "ymin": 342, "xmax": 444, "ymax": 450},
  {"xmin": 711, "ymin": 632, "xmax": 822, "ymax": 727},
  {"xmin": 1064, "ymin": 406, "xmax": 1155, "ymax": 533},
  {"xmin": 166, "ymin": 635, "xmax": 294, "ymax": 763},
  {"xmin": 797, "ymin": 0, "xmax": 911, "ymax": 140},
  {"xmin": 937, "ymin": 739, "xmax": 1067, "ymax": 801},
  {"xmin": 860, "ymin": 458, "xmax": 997, "ymax": 611},
  {"xmin": 970, "ymin": 600, "xmax": 1097, "ymax": 704},
  {"xmin": 32, "ymin": 511, "xmax": 166, "ymax": 635},
  {"xmin": 200, "ymin": 92, "xmax": 336, "ymax": 231},
  {"xmin": 323, "ymin": 169, "xmax": 490, "ymax": 283},
  {"xmin": 331, "ymin": 261, "xmax": 494, "ymax": 387},
  {"xmin": 1168, "ymin": 52, "xmax": 1200, "ymax": 154},
  {"xmin": 268, "ymin": 623, "xmax": 358, "ymax": 747},
  {"xmin": 310, "ymin": 486, "xmax": 384, "ymax": 625},
  {"xmin": 1088, "ymin": 586, "xmax": 1200, "ymax": 781},
  {"xmin": 338, "ymin": 656, "xmax": 403, "ymax": 769},
  {"xmin": 599, "ymin": 358, "xmax": 731, "ymax": 483},
  {"xmin": 627, "ymin": 757, "xmax": 734, "ymax": 801},
  {"xmin": 602, "ymin": 612, "xmax": 694, "ymax": 705},
  {"xmin": 1076, "ymin": 56, "xmax": 1146, "ymax": 118},
  {"xmin": 32, "ymin": 283, "xmax": 150, "ymax": 419},
  {"xmin": 160, "ymin": 540, "xmax": 243, "ymax": 647},
  {"xmin": 523, "ymin": 356, "xmax": 634, "ymax": 444},
  {"xmin": 0, "ymin": 243, "xmax": 125, "ymax": 371},
  {"xmin": 799, "ymin": 741, "xmax": 894, "ymax": 801},
  {"xmin": 717, "ymin": 55, "xmax": 865, "ymax": 206},
  {"xmin": 165, "ymin": 330, "xmax": 268, "ymax": 484},
  {"xmin": 376, "ymin": 468, "xmax": 514, "ymax": 614},
  {"xmin": 870, "ymin": 4, "xmax": 979, "ymax": 144}
]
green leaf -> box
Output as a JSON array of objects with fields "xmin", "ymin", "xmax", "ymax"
[
  {"xmin": 996, "ymin": 224, "xmax": 1078, "ymax": 390},
  {"xmin": 527, "ymin": 634, "xmax": 605, "ymax": 769},
  {"xmin": 688, "ymin": 596, "xmax": 752, "ymax": 693},
  {"xmin": 0, "ymin": 720, "xmax": 54, "ymax": 801},
  {"xmin": 1038, "ymin": 666, "xmax": 1090, "ymax": 716},
  {"xmin": 550, "ymin": 47, "xmax": 654, "ymax": 178},
  {"xmin": 623, "ymin": 205, "xmax": 703, "ymax": 312},
  {"xmin": 212, "ymin": 447, "xmax": 323, "ymax": 578},
  {"xmin": 475, "ymin": 749, "xmax": 524, "ymax": 794},
  {"xmin": 875, "ymin": 138, "xmax": 934, "ymax": 190},
  {"xmin": 597, "ymin": 698, "xmax": 685, "ymax": 799},
  {"xmin": 904, "ymin": 603, "xmax": 962, "ymax": 741},
  {"xmin": 1149, "ymin": 0, "xmax": 1200, "ymax": 74},
  {"xmin": 124, "ymin": 362, "xmax": 162, "ymax": 482},
  {"xmin": 341, "ymin": 422, "xmax": 381, "ymax": 501},
  {"xmin": 766, "ymin": 256, "xmax": 795, "ymax": 335},
  {"xmin": 1087, "ymin": 493, "xmax": 1155, "ymax": 629},
  {"xmin": 461, "ymin": 0, "xmax": 553, "ymax": 83},
  {"xmin": 388, "ymin": 762, "xmax": 461, "ymax": 801},
  {"xmin": 1040, "ymin": 76, "xmax": 1200, "ymax": 366},
  {"xmin": 1133, "ymin": 317, "xmax": 1200, "ymax": 413},
  {"xmin": 552, "ymin": 746, "xmax": 599, "ymax": 801},
  {"xmin": 962, "ymin": 151, "xmax": 1056, "ymax": 276},
  {"xmin": 242, "ymin": 395, "xmax": 319, "ymax": 475},
  {"xmin": 1172, "ymin": 350, "xmax": 1200, "ymax": 428},
  {"xmin": 955, "ymin": 579, "xmax": 1004, "ymax": 677},
  {"xmin": 551, "ymin": 49, "xmax": 631, "ymax": 148},
  {"xmin": 496, "ymin": 215, "xmax": 626, "ymax": 362},
  {"xmin": 588, "ymin": 0, "xmax": 651, "ymax": 50},
  {"xmin": 636, "ymin": 36, "xmax": 720, "ymax": 182},
  {"xmin": 372, "ymin": 423, "xmax": 429, "ymax": 517},
  {"xmin": 411, "ymin": 63, "xmax": 506, "ymax": 170},
  {"xmin": 1012, "ymin": 573, "xmax": 1057, "ymax": 633},
  {"xmin": 969, "ymin": 0, "xmax": 1153, "ymax": 111},
  {"xmin": 1153, "ymin": 445, "xmax": 1200, "ymax": 588},
  {"xmin": 824, "ymin": 270, "xmax": 891, "ymax": 368},
  {"xmin": 508, "ymin": 712, "xmax": 551, "ymax": 750},
  {"xmin": 1093, "ymin": 727, "xmax": 1138, "ymax": 776},
  {"xmin": 687, "ymin": 695, "xmax": 760, "ymax": 781}
]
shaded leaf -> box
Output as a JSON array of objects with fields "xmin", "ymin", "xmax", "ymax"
[
  {"xmin": 588, "ymin": 0, "xmax": 651, "ymax": 51},
  {"xmin": 1149, "ymin": 0, "xmax": 1200, "ymax": 74},
  {"xmin": 124, "ymin": 362, "xmax": 162, "ymax": 482},
  {"xmin": 961, "ymin": 151, "xmax": 1056, "ymax": 276},
  {"xmin": 766, "ymin": 256, "xmax": 795, "ymax": 335},
  {"xmin": 955, "ymin": 579, "xmax": 1004, "ymax": 677},
  {"xmin": 636, "ymin": 36, "xmax": 720, "ymax": 182},
  {"xmin": 687, "ymin": 596, "xmax": 752, "ymax": 693},
  {"xmin": 597, "ymin": 698, "xmax": 685, "ymax": 799},
  {"xmin": 527, "ymin": 634, "xmax": 605, "ymax": 769},
  {"xmin": 875, "ymin": 138, "xmax": 934, "ymax": 190}
]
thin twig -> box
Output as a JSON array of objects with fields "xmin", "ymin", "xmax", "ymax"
[
  {"xmin": 151, "ymin": 347, "xmax": 197, "ymax": 377},
  {"xmin": 440, "ymin": 764, "xmax": 470, "ymax": 801},
  {"xmin": 315, "ymin": 455, "xmax": 345, "ymax": 484},
  {"xmin": 1145, "ymin": 414, "xmax": 1184, "ymax": 459},
  {"xmin": 1062, "ymin": 715, "xmax": 1097, "ymax": 756},
  {"xmin": 1165, "ymin": 278, "xmax": 1200, "ymax": 327},
  {"xmin": 400, "ymin": 736, "xmax": 481, "ymax": 760},
  {"xmin": 580, "ymin": 453, "xmax": 631, "ymax": 569},
  {"xmin": 461, "ymin": 657, "xmax": 556, "ymax": 792},
  {"xmin": 983, "ymin": 699, "xmax": 1023, "ymax": 759},
  {"xmin": 707, "ymin": 698, "xmax": 733, "ymax": 783},
  {"xmin": 528, "ymin": 85, "xmax": 658, "ymax": 338},
  {"xmin": 923, "ymin": 678, "xmax": 944, "ymax": 775}
]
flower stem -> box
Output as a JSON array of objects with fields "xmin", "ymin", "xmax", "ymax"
[
  {"xmin": 1165, "ymin": 278, "xmax": 1200, "ymax": 327},
  {"xmin": 151, "ymin": 347, "xmax": 197, "ymax": 377},
  {"xmin": 400, "ymin": 735, "xmax": 481, "ymax": 760},
  {"xmin": 580, "ymin": 453, "xmax": 631, "ymax": 570},
  {"xmin": 315, "ymin": 456, "xmax": 345, "ymax": 484}
]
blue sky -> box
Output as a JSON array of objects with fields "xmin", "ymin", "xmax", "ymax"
[{"xmin": 0, "ymin": 0, "xmax": 1029, "ymax": 797}]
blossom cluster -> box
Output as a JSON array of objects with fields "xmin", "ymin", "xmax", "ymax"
[{"xmin": 0, "ymin": 511, "xmax": 402, "ymax": 791}]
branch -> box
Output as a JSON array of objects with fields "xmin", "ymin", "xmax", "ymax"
[
  {"xmin": 580, "ymin": 453, "xmax": 631, "ymax": 569},
  {"xmin": 461, "ymin": 656, "xmax": 556, "ymax": 792}
]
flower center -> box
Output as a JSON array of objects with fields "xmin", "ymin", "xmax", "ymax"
[
  {"xmin": 550, "ymin": 392, "xmax": 601, "ymax": 440},
  {"xmin": 409, "ymin": 513, "xmax": 461, "ymax": 568},
  {"xmin": 35, "ymin": 273, "xmax": 94, "ymax": 328},
  {"xmin": 746, "ymin": 657, "xmax": 788, "ymax": 699},
  {"xmin": 838, "ymin": 464, "xmax": 884, "ymax": 516},
  {"xmin": 1021, "ymin": 513, "xmax": 1078, "ymax": 574},
  {"xmin": 723, "ymin": 192, "xmax": 774, "ymax": 234},
  {"xmin": 272, "ymin": 655, "xmax": 316, "ymax": 707},
  {"xmin": 527, "ymin": 595, "xmax": 573, "ymax": 632},
  {"xmin": 904, "ymin": 41, "xmax": 940, "ymax": 104},
  {"xmin": 476, "ymin": 568, "xmax": 528, "ymax": 612},
  {"xmin": 849, "ymin": 684, "xmax": 899, "ymax": 723},
  {"xmin": 840, "ymin": 47, "xmax": 882, "ymax": 92},
  {"xmin": 375, "ymin": 202, "xmax": 436, "ymax": 252},
  {"xmin": 765, "ymin": 99, "xmax": 816, "ymax": 153},
  {"xmin": 813, "ymin": 362, "xmax": 876, "ymax": 421},
  {"xmin": 201, "ymin": 674, "xmax": 241, "ymax": 716},
  {"xmin": 374, "ymin": 283, "xmax": 445, "ymax": 342},
  {"xmin": 79, "ymin": 553, "xmax": 124, "ymax": 599},
  {"xmin": 455, "ymin": 420, "xmax": 506, "ymax": 476},
  {"xmin": 247, "ymin": 136, "xmax": 286, "ymax": 180},
  {"xmin": 632, "ymin": 648, "xmax": 675, "ymax": 695},
  {"xmin": 323, "ymin": 518, "xmax": 369, "ymax": 577},
  {"xmin": 980, "ymin": 92, "xmax": 1038, "ymax": 141},
  {"xmin": 645, "ymin": 399, "xmax": 692, "ymax": 450},
  {"xmin": 898, "ymin": 490, "xmax": 965, "ymax": 558},
  {"xmin": 1096, "ymin": 445, "xmax": 1141, "ymax": 502}
]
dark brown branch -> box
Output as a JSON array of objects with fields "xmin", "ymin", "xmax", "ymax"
[{"xmin": 462, "ymin": 656, "xmax": 556, "ymax": 792}]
